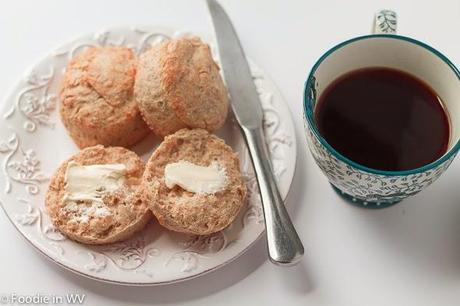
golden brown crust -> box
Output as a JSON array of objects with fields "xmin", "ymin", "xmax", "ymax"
[
  {"xmin": 142, "ymin": 129, "xmax": 246, "ymax": 235},
  {"xmin": 134, "ymin": 37, "xmax": 229, "ymax": 137},
  {"xmin": 60, "ymin": 47, "xmax": 150, "ymax": 148},
  {"xmin": 166, "ymin": 38, "xmax": 229, "ymax": 130},
  {"xmin": 134, "ymin": 43, "xmax": 187, "ymax": 137},
  {"xmin": 45, "ymin": 145, "xmax": 151, "ymax": 244}
]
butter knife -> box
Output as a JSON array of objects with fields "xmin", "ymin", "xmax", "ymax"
[{"xmin": 206, "ymin": 0, "xmax": 304, "ymax": 265}]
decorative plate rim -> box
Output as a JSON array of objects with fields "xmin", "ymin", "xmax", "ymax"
[{"xmin": 0, "ymin": 197, "xmax": 269, "ymax": 286}]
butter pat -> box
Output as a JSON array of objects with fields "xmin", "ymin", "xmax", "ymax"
[
  {"xmin": 63, "ymin": 162, "xmax": 126, "ymax": 222},
  {"xmin": 164, "ymin": 161, "xmax": 227, "ymax": 194},
  {"xmin": 64, "ymin": 162, "xmax": 126, "ymax": 199}
]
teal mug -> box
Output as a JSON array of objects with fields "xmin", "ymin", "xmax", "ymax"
[{"xmin": 303, "ymin": 11, "xmax": 460, "ymax": 208}]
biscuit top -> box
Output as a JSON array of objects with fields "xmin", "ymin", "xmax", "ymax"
[
  {"xmin": 164, "ymin": 160, "xmax": 228, "ymax": 194},
  {"xmin": 63, "ymin": 162, "xmax": 126, "ymax": 223},
  {"xmin": 60, "ymin": 47, "xmax": 138, "ymax": 128},
  {"xmin": 134, "ymin": 37, "xmax": 229, "ymax": 136}
]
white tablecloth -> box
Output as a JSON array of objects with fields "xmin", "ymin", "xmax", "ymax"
[{"xmin": 1, "ymin": 1, "xmax": 459, "ymax": 305}]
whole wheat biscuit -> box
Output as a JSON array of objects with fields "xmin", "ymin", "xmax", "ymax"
[
  {"xmin": 142, "ymin": 129, "xmax": 246, "ymax": 235},
  {"xmin": 46, "ymin": 145, "xmax": 151, "ymax": 244},
  {"xmin": 134, "ymin": 43, "xmax": 187, "ymax": 136},
  {"xmin": 134, "ymin": 37, "xmax": 229, "ymax": 137},
  {"xmin": 60, "ymin": 47, "xmax": 150, "ymax": 148}
]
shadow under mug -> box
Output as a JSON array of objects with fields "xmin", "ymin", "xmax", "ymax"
[{"xmin": 303, "ymin": 18, "xmax": 460, "ymax": 208}]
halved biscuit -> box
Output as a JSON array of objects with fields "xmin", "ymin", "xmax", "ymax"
[
  {"xmin": 142, "ymin": 129, "xmax": 246, "ymax": 235},
  {"xmin": 134, "ymin": 37, "xmax": 229, "ymax": 137},
  {"xmin": 60, "ymin": 47, "xmax": 150, "ymax": 148},
  {"xmin": 45, "ymin": 145, "xmax": 151, "ymax": 244}
]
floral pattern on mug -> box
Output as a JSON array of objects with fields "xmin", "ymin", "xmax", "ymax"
[{"xmin": 304, "ymin": 118, "xmax": 456, "ymax": 205}]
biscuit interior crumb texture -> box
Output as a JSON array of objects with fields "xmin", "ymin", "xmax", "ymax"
[
  {"xmin": 60, "ymin": 47, "xmax": 149, "ymax": 148},
  {"xmin": 134, "ymin": 37, "xmax": 229, "ymax": 137},
  {"xmin": 46, "ymin": 145, "xmax": 150, "ymax": 244},
  {"xmin": 143, "ymin": 129, "xmax": 247, "ymax": 235}
]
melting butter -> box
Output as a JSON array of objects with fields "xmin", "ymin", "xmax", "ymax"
[
  {"xmin": 164, "ymin": 161, "xmax": 228, "ymax": 194},
  {"xmin": 62, "ymin": 162, "xmax": 126, "ymax": 221}
]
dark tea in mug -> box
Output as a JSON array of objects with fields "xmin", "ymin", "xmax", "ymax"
[{"xmin": 314, "ymin": 67, "xmax": 450, "ymax": 171}]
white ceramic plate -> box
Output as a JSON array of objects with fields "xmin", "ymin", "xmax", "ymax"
[{"xmin": 0, "ymin": 26, "xmax": 296, "ymax": 285}]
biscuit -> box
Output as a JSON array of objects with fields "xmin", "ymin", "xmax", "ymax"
[
  {"xmin": 60, "ymin": 47, "xmax": 150, "ymax": 148},
  {"xmin": 134, "ymin": 37, "xmax": 229, "ymax": 137},
  {"xmin": 45, "ymin": 145, "xmax": 151, "ymax": 244},
  {"xmin": 142, "ymin": 129, "xmax": 246, "ymax": 235},
  {"xmin": 134, "ymin": 43, "xmax": 187, "ymax": 136}
]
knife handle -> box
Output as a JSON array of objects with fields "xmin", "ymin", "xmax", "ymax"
[{"xmin": 242, "ymin": 126, "xmax": 304, "ymax": 265}]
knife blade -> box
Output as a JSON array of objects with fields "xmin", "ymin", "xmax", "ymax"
[
  {"xmin": 207, "ymin": 0, "xmax": 304, "ymax": 265},
  {"xmin": 206, "ymin": 0, "xmax": 262, "ymax": 129}
]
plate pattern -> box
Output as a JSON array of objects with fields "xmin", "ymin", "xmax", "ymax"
[
  {"xmin": 0, "ymin": 133, "xmax": 48, "ymax": 195},
  {"xmin": 0, "ymin": 27, "xmax": 297, "ymax": 285}
]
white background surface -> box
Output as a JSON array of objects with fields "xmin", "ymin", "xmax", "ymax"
[{"xmin": 0, "ymin": 0, "xmax": 459, "ymax": 305}]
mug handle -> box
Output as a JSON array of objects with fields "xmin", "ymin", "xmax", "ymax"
[{"xmin": 373, "ymin": 10, "xmax": 397, "ymax": 34}]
